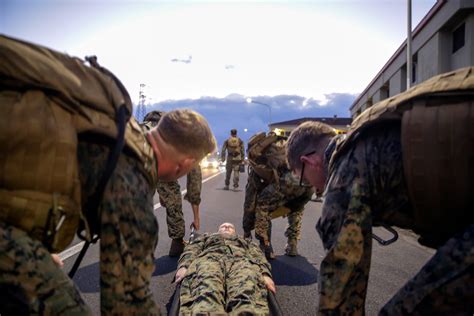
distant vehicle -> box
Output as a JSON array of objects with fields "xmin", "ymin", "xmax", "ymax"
[{"xmin": 200, "ymin": 156, "xmax": 220, "ymax": 169}]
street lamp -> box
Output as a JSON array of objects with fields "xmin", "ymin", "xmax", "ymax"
[{"xmin": 246, "ymin": 98, "xmax": 272, "ymax": 128}]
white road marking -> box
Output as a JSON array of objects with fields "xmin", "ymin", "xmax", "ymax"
[
  {"xmin": 58, "ymin": 170, "xmax": 224, "ymax": 261},
  {"xmin": 58, "ymin": 241, "xmax": 86, "ymax": 260}
]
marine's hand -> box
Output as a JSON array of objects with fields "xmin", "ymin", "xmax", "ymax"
[
  {"xmin": 263, "ymin": 275, "xmax": 276, "ymax": 293},
  {"xmin": 191, "ymin": 218, "xmax": 200, "ymax": 231},
  {"xmin": 175, "ymin": 267, "xmax": 187, "ymax": 283},
  {"xmin": 51, "ymin": 253, "xmax": 64, "ymax": 268}
]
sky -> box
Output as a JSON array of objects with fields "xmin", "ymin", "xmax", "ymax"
[{"xmin": 1, "ymin": 0, "xmax": 437, "ymax": 145}]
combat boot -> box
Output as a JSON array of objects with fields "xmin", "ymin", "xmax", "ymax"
[
  {"xmin": 264, "ymin": 244, "xmax": 275, "ymax": 260},
  {"xmin": 285, "ymin": 239, "xmax": 298, "ymax": 256},
  {"xmin": 169, "ymin": 238, "xmax": 185, "ymax": 257},
  {"xmin": 223, "ymin": 185, "xmax": 229, "ymax": 190},
  {"xmin": 259, "ymin": 240, "xmax": 275, "ymax": 260}
]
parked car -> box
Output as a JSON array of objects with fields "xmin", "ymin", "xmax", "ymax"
[{"xmin": 200, "ymin": 156, "xmax": 220, "ymax": 169}]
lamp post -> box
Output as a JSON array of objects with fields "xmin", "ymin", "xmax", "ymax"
[
  {"xmin": 246, "ymin": 98, "xmax": 272, "ymax": 128},
  {"xmin": 407, "ymin": 0, "xmax": 412, "ymax": 89}
]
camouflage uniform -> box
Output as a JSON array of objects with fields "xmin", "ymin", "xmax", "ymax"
[
  {"xmin": 246, "ymin": 171, "xmax": 313, "ymax": 246},
  {"xmin": 156, "ymin": 166, "xmax": 202, "ymax": 239},
  {"xmin": 0, "ymin": 141, "xmax": 160, "ymax": 315},
  {"xmin": 0, "ymin": 222, "xmax": 91, "ymax": 315},
  {"xmin": 78, "ymin": 142, "xmax": 160, "ymax": 315},
  {"xmin": 317, "ymin": 122, "xmax": 474, "ymax": 315},
  {"xmin": 0, "ymin": 36, "xmax": 160, "ymax": 315},
  {"xmin": 178, "ymin": 233, "xmax": 271, "ymax": 314},
  {"xmin": 221, "ymin": 136, "xmax": 244, "ymax": 188}
]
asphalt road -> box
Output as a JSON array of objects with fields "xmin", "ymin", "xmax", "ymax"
[{"xmin": 60, "ymin": 167, "xmax": 435, "ymax": 315}]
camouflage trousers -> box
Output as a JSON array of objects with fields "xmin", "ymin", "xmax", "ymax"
[
  {"xmin": 380, "ymin": 224, "xmax": 474, "ymax": 315},
  {"xmin": 254, "ymin": 204, "xmax": 303, "ymax": 245},
  {"xmin": 243, "ymin": 175, "xmax": 311, "ymax": 244},
  {"xmin": 225, "ymin": 160, "xmax": 241, "ymax": 188},
  {"xmin": 184, "ymin": 166, "xmax": 202, "ymax": 206},
  {"xmin": 244, "ymin": 204, "xmax": 304, "ymax": 245},
  {"xmin": 156, "ymin": 180, "xmax": 185, "ymax": 240},
  {"xmin": 0, "ymin": 222, "xmax": 91, "ymax": 315},
  {"xmin": 78, "ymin": 142, "xmax": 160, "ymax": 315},
  {"xmin": 180, "ymin": 253, "xmax": 269, "ymax": 314},
  {"xmin": 157, "ymin": 167, "xmax": 202, "ymax": 240}
]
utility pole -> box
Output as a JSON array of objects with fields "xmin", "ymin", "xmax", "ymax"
[{"xmin": 135, "ymin": 83, "xmax": 147, "ymax": 122}]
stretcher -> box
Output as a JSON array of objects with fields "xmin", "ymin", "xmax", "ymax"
[{"xmin": 168, "ymin": 227, "xmax": 284, "ymax": 316}]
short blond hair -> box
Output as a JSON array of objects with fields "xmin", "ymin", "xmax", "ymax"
[
  {"xmin": 286, "ymin": 121, "xmax": 336, "ymax": 170},
  {"xmin": 157, "ymin": 109, "xmax": 217, "ymax": 160}
]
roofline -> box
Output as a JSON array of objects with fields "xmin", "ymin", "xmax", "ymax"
[
  {"xmin": 269, "ymin": 117, "xmax": 352, "ymax": 126},
  {"xmin": 350, "ymin": 0, "xmax": 446, "ymax": 111}
]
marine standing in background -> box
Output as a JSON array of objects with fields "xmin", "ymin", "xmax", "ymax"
[
  {"xmin": 286, "ymin": 67, "xmax": 474, "ymax": 315},
  {"xmin": 243, "ymin": 131, "xmax": 313, "ymax": 259},
  {"xmin": 220, "ymin": 129, "xmax": 244, "ymax": 190},
  {"xmin": 142, "ymin": 111, "xmax": 204, "ymax": 257}
]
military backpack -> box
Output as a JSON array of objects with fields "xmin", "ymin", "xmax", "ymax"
[
  {"xmin": 0, "ymin": 35, "xmax": 156, "ymax": 252},
  {"xmin": 247, "ymin": 132, "xmax": 287, "ymax": 184},
  {"xmin": 331, "ymin": 66, "xmax": 474, "ymax": 240}
]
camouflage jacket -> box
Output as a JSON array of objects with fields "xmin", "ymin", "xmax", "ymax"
[
  {"xmin": 316, "ymin": 123, "xmax": 414, "ymax": 315},
  {"xmin": 178, "ymin": 233, "xmax": 272, "ymax": 277}
]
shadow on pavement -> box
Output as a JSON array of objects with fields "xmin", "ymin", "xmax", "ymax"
[
  {"xmin": 271, "ymin": 255, "xmax": 318, "ymax": 286},
  {"xmin": 73, "ymin": 262, "xmax": 99, "ymax": 293},
  {"xmin": 72, "ymin": 255, "xmax": 179, "ymax": 293},
  {"xmin": 153, "ymin": 255, "xmax": 179, "ymax": 276},
  {"xmin": 215, "ymin": 188, "xmax": 242, "ymax": 192}
]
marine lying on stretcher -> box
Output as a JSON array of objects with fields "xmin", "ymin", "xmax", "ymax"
[{"xmin": 172, "ymin": 222, "xmax": 280, "ymax": 315}]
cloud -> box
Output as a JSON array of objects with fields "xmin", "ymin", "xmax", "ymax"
[
  {"xmin": 170, "ymin": 55, "xmax": 192, "ymax": 64},
  {"xmin": 142, "ymin": 93, "xmax": 355, "ymax": 146}
]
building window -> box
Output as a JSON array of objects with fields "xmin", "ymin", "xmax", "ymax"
[
  {"xmin": 452, "ymin": 23, "xmax": 465, "ymax": 53},
  {"xmin": 412, "ymin": 52, "xmax": 418, "ymax": 84},
  {"xmin": 380, "ymin": 82, "xmax": 390, "ymax": 99},
  {"xmin": 366, "ymin": 97, "xmax": 373, "ymax": 110}
]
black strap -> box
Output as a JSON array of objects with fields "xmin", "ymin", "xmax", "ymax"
[
  {"xmin": 168, "ymin": 283, "xmax": 181, "ymax": 316},
  {"xmin": 68, "ymin": 235, "xmax": 99, "ymax": 278},
  {"xmin": 65, "ymin": 56, "xmax": 131, "ymax": 277},
  {"xmin": 268, "ymin": 290, "xmax": 283, "ymax": 316},
  {"xmin": 70, "ymin": 105, "xmax": 128, "ymax": 277},
  {"xmin": 84, "ymin": 105, "xmax": 127, "ymax": 219}
]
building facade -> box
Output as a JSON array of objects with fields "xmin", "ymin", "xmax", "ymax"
[
  {"xmin": 351, "ymin": 0, "xmax": 474, "ymax": 117},
  {"xmin": 269, "ymin": 116, "xmax": 352, "ymax": 136}
]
